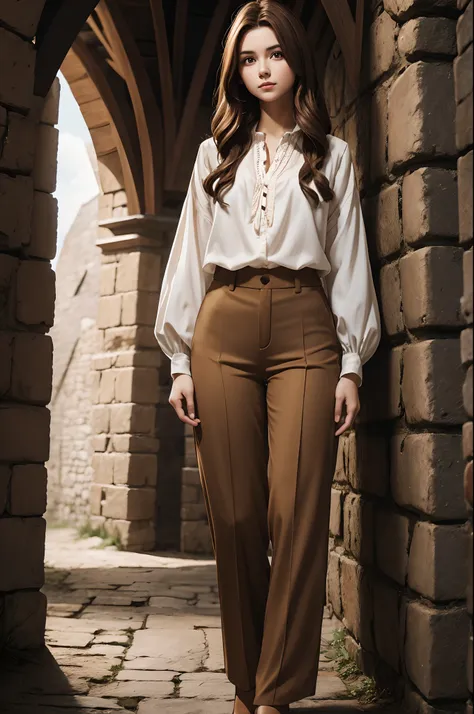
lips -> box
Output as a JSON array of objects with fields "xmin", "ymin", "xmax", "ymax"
[{"xmin": 259, "ymin": 82, "xmax": 275, "ymax": 88}]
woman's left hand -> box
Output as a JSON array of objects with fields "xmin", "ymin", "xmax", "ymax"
[{"xmin": 334, "ymin": 375, "xmax": 360, "ymax": 436}]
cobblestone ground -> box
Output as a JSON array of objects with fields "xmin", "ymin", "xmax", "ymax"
[{"xmin": 0, "ymin": 527, "xmax": 400, "ymax": 713}]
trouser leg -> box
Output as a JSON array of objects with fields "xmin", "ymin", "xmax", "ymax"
[{"xmin": 190, "ymin": 284, "xmax": 270, "ymax": 690}]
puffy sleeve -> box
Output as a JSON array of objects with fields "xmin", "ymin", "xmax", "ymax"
[
  {"xmin": 154, "ymin": 140, "xmax": 214, "ymax": 378},
  {"xmin": 324, "ymin": 142, "xmax": 382, "ymax": 387}
]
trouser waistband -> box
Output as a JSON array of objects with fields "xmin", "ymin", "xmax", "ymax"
[{"xmin": 212, "ymin": 265, "xmax": 322, "ymax": 292}]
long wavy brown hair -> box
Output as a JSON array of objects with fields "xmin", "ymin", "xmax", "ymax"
[{"xmin": 202, "ymin": 0, "xmax": 334, "ymax": 211}]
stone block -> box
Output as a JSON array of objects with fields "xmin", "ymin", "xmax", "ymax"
[
  {"xmin": 180, "ymin": 520, "xmax": 213, "ymax": 554},
  {"xmin": 0, "ymin": 28, "xmax": 35, "ymax": 110},
  {"xmin": 91, "ymin": 404, "xmax": 110, "ymax": 434},
  {"xmin": 464, "ymin": 365, "xmax": 473, "ymax": 417},
  {"xmin": 113, "ymin": 453, "xmax": 157, "ymax": 487},
  {"xmin": 29, "ymin": 191, "xmax": 58, "ymax": 260},
  {"xmin": 33, "ymin": 124, "xmax": 59, "ymax": 194},
  {"xmin": 107, "ymin": 519, "xmax": 155, "ymax": 550},
  {"xmin": 103, "ymin": 325, "xmax": 156, "ymax": 351},
  {"xmin": 115, "ymin": 367, "xmax": 159, "ymax": 404},
  {"xmin": 92, "ymin": 453, "xmax": 114, "ymax": 485},
  {"xmin": 121, "ymin": 291, "xmax": 159, "ymax": 326},
  {"xmin": 465, "ymin": 460, "xmax": 473, "ymax": 506},
  {"xmin": 402, "ymin": 340, "xmax": 464, "ymax": 425},
  {"xmin": 408, "ymin": 521, "xmax": 469, "ymax": 600},
  {"xmin": 16, "ymin": 260, "xmax": 55, "ymax": 327},
  {"xmin": 373, "ymin": 578, "xmax": 400, "ymax": 672},
  {"xmin": 0, "ymin": 517, "xmax": 45, "ymax": 591},
  {"xmin": 0, "ymin": 406, "xmax": 50, "ymax": 462},
  {"xmin": 10, "ymin": 465, "xmax": 47, "ymax": 516},
  {"xmin": 400, "ymin": 246, "xmax": 463, "ymax": 329},
  {"xmin": 0, "ymin": 174, "xmax": 33, "ymax": 250},
  {"xmin": 365, "ymin": 183, "xmax": 402, "ymax": 259},
  {"xmin": 388, "ymin": 62, "xmax": 456, "ymax": 170},
  {"xmin": 456, "ymin": 92, "xmax": 473, "ymax": 151},
  {"xmin": 0, "ymin": 111, "xmax": 36, "ymax": 173},
  {"xmin": 100, "ymin": 263, "xmax": 117, "ymax": 296},
  {"xmin": 343, "ymin": 493, "xmax": 374, "ymax": 564},
  {"xmin": 97, "ymin": 294, "xmax": 122, "ymax": 329},
  {"xmin": 182, "ymin": 467, "xmax": 201, "ymax": 487},
  {"xmin": 99, "ymin": 370, "xmax": 116, "ymax": 404},
  {"xmin": 454, "ymin": 43, "xmax": 473, "ymax": 104},
  {"xmin": 340, "ymin": 555, "xmax": 374, "ymax": 651},
  {"xmin": 463, "ymin": 421, "xmax": 473, "ymax": 460},
  {"xmin": 405, "ymin": 600, "xmax": 469, "ymax": 700},
  {"xmin": 402, "ymin": 167, "xmax": 459, "ymax": 245},
  {"xmin": 461, "ymin": 327, "xmax": 473, "ymax": 367},
  {"xmin": 391, "ymin": 432, "xmax": 466, "ymax": 519},
  {"xmin": 462, "ymin": 248, "xmax": 473, "ymax": 323},
  {"xmin": 458, "ymin": 151, "xmax": 473, "ymax": 245},
  {"xmin": 380, "ymin": 261, "xmax": 404, "ymax": 336},
  {"xmin": 370, "ymin": 11, "xmax": 398, "ymax": 82},
  {"xmin": 115, "ymin": 252, "xmax": 162, "ymax": 293},
  {"xmin": 326, "ymin": 550, "xmax": 342, "ymax": 618},
  {"xmin": 41, "ymin": 77, "xmax": 60, "ymax": 126},
  {"xmin": 375, "ymin": 508, "xmax": 410, "ymax": 585},
  {"xmin": 0, "ymin": 465, "xmax": 10, "ymax": 513},
  {"xmin": 359, "ymin": 345, "xmax": 403, "ymax": 422},
  {"xmin": 3, "ymin": 591, "xmax": 47, "ymax": 649},
  {"xmin": 109, "ymin": 403, "xmax": 156, "ymax": 434},
  {"xmin": 384, "ymin": 0, "xmax": 457, "ymax": 22},
  {"xmin": 0, "ymin": 332, "xmax": 12, "ymax": 395},
  {"xmin": 11, "ymin": 332, "xmax": 53, "ymax": 404},
  {"xmin": 370, "ymin": 82, "xmax": 389, "ymax": 181},
  {"xmin": 352, "ymin": 427, "xmax": 390, "ymax": 497},
  {"xmin": 181, "ymin": 504, "xmax": 208, "ymax": 520},
  {"xmin": 101, "ymin": 486, "xmax": 156, "ymax": 520},
  {"xmin": 329, "ymin": 488, "xmax": 343, "ymax": 537},
  {"xmin": 110, "ymin": 434, "xmax": 159, "ymax": 453},
  {"xmin": 398, "ymin": 17, "xmax": 457, "ymax": 59},
  {"xmin": 1, "ymin": 0, "xmax": 45, "ymax": 38},
  {"xmin": 90, "ymin": 483, "xmax": 104, "ymax": 516},
  {"xmin": 457, "ymin": 1, "xmax": 473, "ymax": 53}
]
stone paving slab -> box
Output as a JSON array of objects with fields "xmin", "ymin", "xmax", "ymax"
[{"xmin": 0, "ymin": 527, "xmax": 400, "ymax": 714}]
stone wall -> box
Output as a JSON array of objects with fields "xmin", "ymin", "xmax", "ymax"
[
  {"xmin": 324, "ymin": 1, "xmax": 470, "ymax": 712},
  {"xmin": 46, "ymin": 197, "xmax": 100, "ymax": 527},
  {"xmin": 455, "ymin": 2, "xmax": 473, "ymax": 713},
  {"xmin": 0, "ymin": 2, "xmax": 59, "ymax": 647}
]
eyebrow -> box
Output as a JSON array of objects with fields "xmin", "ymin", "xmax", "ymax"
[{"xmin": 239, "ymin": 44, "xmax": 281, "ymax": 56}]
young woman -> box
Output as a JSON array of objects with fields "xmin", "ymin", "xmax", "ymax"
[{"xmin": 155, "ymin": 2, "xmax": 381, "ymax": 712}]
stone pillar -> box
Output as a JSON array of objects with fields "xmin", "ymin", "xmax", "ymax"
[
  {"xmin": 0, "ymin": 3, "xmax": 58, "ymax": 649},
  {"xmin": 89, "ymin": 213, "xmax": 184, "ymax": 552},
  {"xmin": 324, "ymin": 1, "xmax": 470, "ymax": 710},
  {"xmin": 454, "ymin": 3, "xmax": 473, "ymax": 714}
]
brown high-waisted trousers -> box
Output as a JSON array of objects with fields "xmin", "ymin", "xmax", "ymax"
[{"xmin": 190, "ymin": 264, "xmax": 342, "ymax": 707}]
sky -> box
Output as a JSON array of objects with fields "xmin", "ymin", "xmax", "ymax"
[{"xmin": 53, "ymin": 72, "xmax": 100, "ymax": 269}]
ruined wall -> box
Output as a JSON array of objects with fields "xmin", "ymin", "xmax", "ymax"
[
  {"xmin": 324, "ymin": 1, "xmax": 470, "ymax": 712},
  {"xmin": 0, "ymin": 3, "xmax": 59, "ymax": 648},
  {"xmin": 46, "ymin": 197, "xmax": 100, "ymax": 527}
]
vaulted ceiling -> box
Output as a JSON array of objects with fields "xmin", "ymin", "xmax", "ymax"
[{"xmin": 34, "ymin": 0, "xmax": 364, "ymax": 215}]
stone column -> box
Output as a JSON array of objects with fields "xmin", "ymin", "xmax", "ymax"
[
  {"xmin": 0, "ymin": 2, "xmax": 59, "ymax": 648},
  {"xmin": 88, "ymin": 213, "xmax": 185, "ymax": 552}
]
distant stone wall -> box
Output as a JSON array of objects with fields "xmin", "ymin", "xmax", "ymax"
[{"xmin": 323, "ymin": 2, "xmax": 470, "ymax": 712}]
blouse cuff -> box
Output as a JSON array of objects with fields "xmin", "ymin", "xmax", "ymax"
[
  {"xmin": 340, "ymin": 352, "xmax": 363, "ymax": 387},
  {"xmin": 171, "ymin": 352, "xmax": 191, "ymax": 378}
]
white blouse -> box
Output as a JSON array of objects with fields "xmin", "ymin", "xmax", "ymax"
[{"xmin": 154, "ymin": 122, "xmax": 381, "ymax": 386}]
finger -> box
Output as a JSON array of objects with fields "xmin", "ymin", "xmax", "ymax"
[
  {"xmin": 186, "ymin": 397, "xmax": 196, "ymax": 420},
  {"xmin": 335, "ymin": 413, "xmax": 352, "ymax": 436},
  {"xmin": 174, "ymin": 401, "xmax": 199, "ymax": 426},
  {"xmin": 334, "ymin": 396, "xmax": 344, "ymax": 422}
]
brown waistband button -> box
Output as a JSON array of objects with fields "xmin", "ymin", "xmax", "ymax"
[{"xmin": 260, "ymin": 275, "xmax": 270, "ymax": 284}]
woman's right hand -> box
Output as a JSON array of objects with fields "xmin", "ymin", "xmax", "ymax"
[{"xmin": 169, "ymin": 374, "xmax": 201, "ymax": 426}]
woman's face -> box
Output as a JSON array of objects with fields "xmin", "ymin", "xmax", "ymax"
[{"xmin": 237, "ymin": 25, "xmax": 295, "ymax": 104}]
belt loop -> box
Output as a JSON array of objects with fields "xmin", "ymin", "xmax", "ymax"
[
  {"xmin": 294, "ymin": 275, "xmax": 301, "ymax": 293},
  {"xmin": 229, "ymin": 270, "xmax": 237, "ymax": 291}
]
